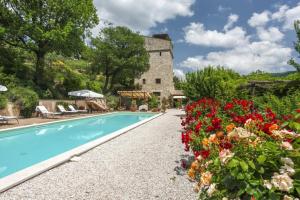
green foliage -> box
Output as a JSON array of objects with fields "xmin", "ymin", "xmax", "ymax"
[
  {"xmin": 90, "ymin": 26, "xmax": 150, "ymax": 94},
  {"xmin": 8, "ymin": 87, "xmax": 38, "ymax": 118},
  {"xmin": 183, "ymin": 66, "xmax": 243, "ymax": 101},
  {"xmin": 253, "ymin": 92, "xmax": 300, "ymax": 116},
  {"xmin": 288, "ymin": 20, "xmax": 300, "ymax": 72},
  {"xmin": 0, "ymin": 95, "xmax": 8, "ymax": 109},
  {"xmin": 0, "ymin": 0, "xmax": 98, "ymax": 86},
  {"xmin": 106, "ymin": 95, "xmax": 119, "ymax": 110},
  {"xmin": 148, "ymin": 95, "xmax": 159, "ymax": 109},
  {"xmin": 173, "ymin": 76, "xmax": 184, "ymax": 90},
  {"xmin": 161, "ymin": 97, "xmax": 167, "ymax": 112}
]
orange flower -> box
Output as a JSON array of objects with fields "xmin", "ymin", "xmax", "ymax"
[
  {"xmin": 226, "ymin": 123, "xmax": 235, "ymax": 133},
  {"xmin": 209, "ymin": 134, "xmax": 218, "ymax": 144},
  {"xmin": 202, "ymin": 138, "xmax": 209, "ymax": 146},
  {"xmin": 191, "ymin": 161, "xmax": 199, "ymax": 170},
  {"xmin": 188, "ymin": 169, "xmax": 196, "ymax": 179},
  {"xmin": 269, "ymin": 124, "xmax": 279, "ymax": 132},
  {"xmin": 216, "ymin": 131, "xmax": 224, "ymax": 138},
  {"xmin": 200, "ymin": 171, "xmax": 212, "ymax": 186}
]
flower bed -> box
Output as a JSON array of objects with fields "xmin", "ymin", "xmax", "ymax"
[{"xmin": 181, "ymin": 98, "xmax": 300, "ymax": 199}]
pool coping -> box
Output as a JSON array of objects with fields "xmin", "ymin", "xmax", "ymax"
[
  {"xmin": 0, "ymin": 111, "xmax": 157, "ymax": 133},
  {"xmin": 0, "ymin": 112, "xmax": 163, "ymax": 193}
]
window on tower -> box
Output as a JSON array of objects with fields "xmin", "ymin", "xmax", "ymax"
[{"xmin": 155, "ymin": 78, "xmax": 161, "ymax": 84}]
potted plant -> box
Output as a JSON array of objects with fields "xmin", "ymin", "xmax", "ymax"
[{"xmin": 130, "ymin": 99, "xmax": 137, "ymax": 112}]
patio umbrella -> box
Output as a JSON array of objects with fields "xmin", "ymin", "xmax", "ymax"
[
  {"xmin": 0, "ymin": 85, "xmax": 7, "ymax": 92},
  {"xmin": 68, "ymin": 90, "xmax": 104, "ymax": 98}
]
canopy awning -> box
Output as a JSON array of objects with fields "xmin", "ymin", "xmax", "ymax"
[
  {"xmin": 117, "ymin": 91, "xmax": 151, "ymax": 99},
  {"xmin": 173, "ymin": 95, "xmax": 186, "ymax": 99},
  {"xmin": 68, "ymin": 90, "xmax": 104, "ymax": 98},
  {"xmin": 0, "ymin": 85, "xmax": 7, "ymax": 92}
]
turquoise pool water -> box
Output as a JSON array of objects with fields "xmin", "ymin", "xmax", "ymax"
[{"xmin": 0, "ymin": 112, "xmax": 155, "ymax": 178}]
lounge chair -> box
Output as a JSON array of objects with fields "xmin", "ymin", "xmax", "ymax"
[
  {"xmin": 36, "ymin": 106, "xmax": 62, "ymax": 118},
  {"xmin": 68, "ymin": 105, "xmax": 88, "ymax": 113},
  {"xmin": 138, "ymin": 104, "xmax": 148, "ymax": 112},
  {"xmin": 86, "ymin": 101, "xmax": 108, "ymax": 112},
  {"xmin": 57, "ymin": 105, "xmax": 77, "ymax": 114},
  {"xmin": 0, "ymin": 115, "xmax": 19, "ymax": 124}
]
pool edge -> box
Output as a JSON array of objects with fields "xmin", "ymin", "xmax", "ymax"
[{"xmin": 0, "ymin": 112, "xmax": 164, "ymax": 193}]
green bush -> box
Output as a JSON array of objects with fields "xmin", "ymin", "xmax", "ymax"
[
  {"xmin": 183, "ymin": 66, "xmax": 244, "ymax": 101},
  {"xmin": 8, "ymin": 87, "xmax": 39, "ymax": 118},
  {"xmin": 0, "ymin": 95, "xmax": 8, "ymax": 109},
  {"xmin": 253, "ymin": 91, "xmax": 300, "ymax": 116},
  {"xmin": 106, "ymin": 95, "xmax": 119, "ymax": 109},
  {"xmin": 148, "ymin": 95, "xmax": 159, "ymax": 109}
]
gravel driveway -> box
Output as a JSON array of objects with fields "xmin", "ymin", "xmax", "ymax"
[{"xmin": 0, "ymin": 109, "xmax": 197, "ymax": 200}]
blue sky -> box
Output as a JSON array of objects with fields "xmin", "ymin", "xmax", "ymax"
[{"xmin": 93, "ymin": 0, "xmax": 300, "ymax": 78}]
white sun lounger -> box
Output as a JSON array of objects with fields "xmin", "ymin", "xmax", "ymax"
[
  {"xmin": 138, "ymin": 104, "xmax": 148, "ymax": 111},
  {"xmin": 57, "ymin": 105, "xmax": 77, "ymax": 114},
  {"xmin": 36, "ymin": 106, "xmax": 62, "ymax": 118},
  {"xmin": 68, "ymin": 105, "xmax": 88, "ymax": 113},
  {"xmin": 0, "ymin": 115, "xmax": 19, "ymax": 124}
]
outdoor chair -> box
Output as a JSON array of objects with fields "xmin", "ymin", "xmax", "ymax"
[
  {"xmin": 68, "ymin": 105, "xmax": 88, "ymax": 113},
  {"xmin": 138, "ymin": 104, "xmax": 148, "ymax": 112},
  {"xmin": 36, "ymin": 106, "xmax": 62, "ymax": 118},
  {"xmin": 0, "ymin": 115, "xmax": 19, "ymax": 124},
  {"xmin": 57, "ymin": 105, "xmax": 78, "ymax": 114}
]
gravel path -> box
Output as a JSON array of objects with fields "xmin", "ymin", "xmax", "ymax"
[{"xmin": 0, "ymin": 109, "xmax": 197, "ymax": 200}]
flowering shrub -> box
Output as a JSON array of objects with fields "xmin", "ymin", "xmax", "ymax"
[{"xmin": 181, "ymin": 98, "xmax": 300, "ymax": 199}]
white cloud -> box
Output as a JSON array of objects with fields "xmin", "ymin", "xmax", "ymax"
[
  {"xmin": 248, "ymin": 11, "xmax": 271, "ymax": 27},
  {"xmin": 180, "ymin": 9, "xmax": 294, "ymax": 74},
  {"xmin": 93, "ymin": 0, "xmax": 195, "ymax": 34},
  {"xmin": 224, "ymin": 14, "xmax": 239, "ymax": 31},
  {"xmin": 184, "ymin": 22, "xmax": 249, "ymax": 48},
  {"xmin": 174, "ymin": 69, "xmax": 186, "ymax": 79},
  {"xmin": 272, "ymin": 3, "xmax": 300, "ymax": 30},
  {"xmin": 180, "ymin": 41, "xmax": 292, "ymax": 74},
  {"xmin": 256, "ymin": 27, "xmax": 284, "ymax": 42}
]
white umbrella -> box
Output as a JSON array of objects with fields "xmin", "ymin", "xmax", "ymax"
[
  {"xmin": 68, "ymin": 90, "xmax": 104, "ymax": 98},
  {"xmin": 0, "ymin": 85, "xmax": 7, "ymax": 92}
]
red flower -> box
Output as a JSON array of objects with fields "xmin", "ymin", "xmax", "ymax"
[
  {"xmin": 219, "ymin": 141, "xmax": 233, "ymax": 149},
  {"xmin": 224, "ymin": 103, "xmax": 234, "ymax": 111},
  {"xmin": 199, "ymin": 150, "xmax": 210, "ymax": 159},
  {"xmin": 296, "ymin": 109, "xmax": 300, "ymax": 113},
  {"xmin": 266, "ymin": 108, "xmax": 276, "ymax": 120},
  {"xmin": 206, "ymin": 125, "xmax": 214, "ymax": 132},
  {"xmin": 262, "ymin": 123, "xmax": 273, "ymax": 135},
  {"xmin": 195, "ymin": 121, "xmax": 202, "ymax": 132}
]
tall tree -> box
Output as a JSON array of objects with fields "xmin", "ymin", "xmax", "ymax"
[
  {"xmin": 0, "ymin": 0, "xmax": 98, "ymax": 88},
  {"xmin": 90, "ymin": 26, "xmax": 150, "ymax": 94},
  {"xmin": 288, "ymin": 20, "xmax": 300, "ymax": 72}
]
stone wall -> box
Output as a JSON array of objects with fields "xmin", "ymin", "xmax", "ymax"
[
  {"xmin": 0, "ymin": 100, "xmax": 88, "ymax": 117},
  {"xmin": 38, "ymin": 99, "xmax": 87, "ymax": 112},
  {"xmin": 135, "ymin": 36, "xmax": 175, "ymax": 102}
]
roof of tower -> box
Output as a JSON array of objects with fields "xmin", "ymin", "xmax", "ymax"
[{"xmin": 152, "ymin": 34, "xmax": 171, "ymax": 41}]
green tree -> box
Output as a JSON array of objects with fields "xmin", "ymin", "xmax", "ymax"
[
  {"xmin": 90, "ymin": 26, "xmax": 150, "ymax": 94},
  {"xmin": 288, "ymin": 20, "xmax": 300, "ymax": 72},
  {"xmin": 183, "ymin": 66, "xmax": 242, "ymax": 101},
  {"xmin": 0, "ymin": 0, "xmax": 98, "ymax": 88},
  {"xmin": 173, "ymin": 75, "xmax": 184, "ymax": 90}
]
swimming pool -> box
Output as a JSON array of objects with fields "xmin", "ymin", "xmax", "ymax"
[{"xmin": 0, "ymin": 112, "xmax": 157, "ymax": 179}]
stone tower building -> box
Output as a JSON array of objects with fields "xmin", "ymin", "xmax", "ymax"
[{"xmin": 135, "ymin": 34, "xmax": 175, "ymax": 102}]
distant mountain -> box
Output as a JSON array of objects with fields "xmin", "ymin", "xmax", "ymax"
[{"xmin": 270, "ymin": 71, "xmax": 297, "ymax": 77}]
